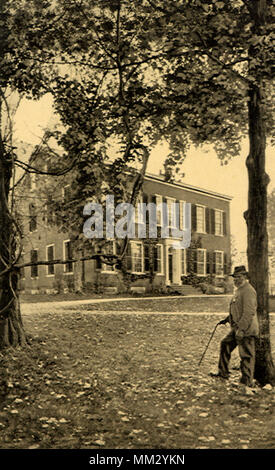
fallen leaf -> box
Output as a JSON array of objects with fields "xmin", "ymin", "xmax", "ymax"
[
  {"xmin": 94, "ymin": 439, "xmax": 105, "ymax": 446},
  {"xmin": 83, "ymin": 383, "xmax": 92, "ymax": 389},
  {"xmin": 59, "ymin": 418, "xmax": 68, "ymax": 423},
  {"xmin": 262, "ymin": 384, "xmax": 273, "ymax": 391}
]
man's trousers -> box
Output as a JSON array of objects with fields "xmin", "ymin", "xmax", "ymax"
[{"xmin": 218, "ymin": 331, "xmax": 256, "ymax": 386}]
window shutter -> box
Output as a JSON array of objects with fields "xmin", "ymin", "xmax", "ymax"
[
  {"xmin": 191, "ymin": 204, "xmax": 197, "ymax": 232},
  {"xmin": 211, "ymin": 251, "xmax": 214, "ymax": 274},
  {"xmin": 222, "ymin": 212, "xmax": 227, "ymax": 235},
  {"xmin": 179, "ymin": 201, "xmax": 183, "ymax": 230},
  {"xmin": 153, "ymin": 245, "xmax": 158, "ymax": 272},
  {"xmin": 210, "ymin": 209, "xmax": 215, "ymax": 235},
  {"xmin": 193, "ymin": 249, "xmax": 197, "ymax": 274},
  {"xmin": 187, "ymin": 248, "xmax": 192, "ymax": 274},
  {"xmin": 144, "ymin": 244, "xmax": 150, "ymax": 272},
  {"xmin": 205, "ymin": 208, "xmax": 210, "ymax": 234},
  {"xmin": 142, "ymin": 194, "xmax": 148, "ymax": 226},
  {"xmin": 150, "ymin": 195, "xmax": 157, "ymax": 230},
  {"xmin": 162, "ymin": 197, "xmax": 168, "ymax": 227},
  {"xmin": 224, "ymin": 252, "xmax": 227, "ymax": 275},
  {"xmin": 125, "ymin": 243, "xmax": 132, "ymax": 271},
  {"xmin": 176, "ymin": 199, "xmax": 180, "ymax": 230},
  {"xmin": 213, "ymin": 251, "xmax": 216, "ymax": 274},
  {"xmin": 206, "ymin": 251, "xmax": 210, "ymax": 274}
]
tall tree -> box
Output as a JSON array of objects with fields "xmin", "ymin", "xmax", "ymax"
[
  {"xmin": 145, "ymin": 0, "xmax": 275, "ymax": 384},
  {"xmin": 0, "ymin": 0, "xmax": 78, "ymax": 347}
]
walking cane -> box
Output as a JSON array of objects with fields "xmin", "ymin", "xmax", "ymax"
[{"xmin": 198, "ymin": 321, "xmax": 220, "ymax": 366}]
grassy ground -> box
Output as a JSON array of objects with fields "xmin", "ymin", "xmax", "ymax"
[
  {"xmin": 21, "ymin": 292, "xmax": 275, "ymax": 313},
  {"xmin": 0, "ymin": 302, "xmax": 274, "ymax": 449},
  {"xmin": 20, "ymin": 292, "xmax": 182, "ymax": 303},
  {"xmin": 68, "ymin": 297, "xmax": 235, "ymax": 313}
]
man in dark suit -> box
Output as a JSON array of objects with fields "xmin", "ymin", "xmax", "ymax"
[{"xmin": 211, "ymin": 266, "xmax": 259, "ymax": 388}]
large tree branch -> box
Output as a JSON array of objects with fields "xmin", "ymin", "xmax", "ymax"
[
  {"xmin": 190, "ymin": 28, "xmax": 253, "ymax": 86},
  {"xmin": 15, "ymin": 253, "xmax": 118, "ymax": 270}
]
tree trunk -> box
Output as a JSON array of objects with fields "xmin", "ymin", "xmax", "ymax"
[
  {"xmin": 0, "ymin": 269, "xmax": 27, "ymax": 349},
  {"xmin": 0, "ymin": 116, "xmax": 27, "ymax": 349},
  {"xmin": 245, "ymin": 83, "xmax": 275, "ymax": 385},
  {"xmin": 244, "ymin": 0, "xmax": 275, "ymax": 386}
]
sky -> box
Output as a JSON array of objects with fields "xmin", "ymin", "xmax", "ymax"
[{"xmin": 13, "ymin": 95, "xmax": 275, "ymax": 260}]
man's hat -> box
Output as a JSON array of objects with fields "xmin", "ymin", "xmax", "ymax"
[{"xmin": 230, "ymin": 265, "xmax": 248, "ymax": 277}]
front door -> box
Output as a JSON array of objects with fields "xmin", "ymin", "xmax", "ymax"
[{"xmin": 166, "ymin": 243, "xmax": 181, "ymax": 285}]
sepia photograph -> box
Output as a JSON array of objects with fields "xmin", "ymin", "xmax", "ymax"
[{"xmin": 0, "ymin": 0, "xmax": 274, "ymax": 464}]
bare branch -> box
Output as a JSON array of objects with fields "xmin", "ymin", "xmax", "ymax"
[{"xmin": 14, "ymin": 156, "xmax": 78, "ymax": 177}]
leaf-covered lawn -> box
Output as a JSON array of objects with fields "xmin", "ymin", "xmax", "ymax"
[
  {"xmin": 69, "ymin": 296, "xmax": 232, "ymax": 313},
  {"xmin": 21, "ymin": 294, "xmax": 275, "ymax": 313},
  {"xmin": 0, "ymin": 308, "xmax": 274, "ymax": 449}
]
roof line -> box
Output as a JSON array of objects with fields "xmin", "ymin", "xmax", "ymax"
[{"xmin": 144, "ymin": 173, "xmax": 233, "ymax": 201}]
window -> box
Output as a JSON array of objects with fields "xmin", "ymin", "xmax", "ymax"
[
  {"xmin": 155, "ymin": 195, "xmax": 163, "ymax": 227},
  {"xmin": 46, "ymin": 245, "xmax": 55, "ymax": 276},
  {"xmin": 166, "ymin": 197, "xmax": 177, "ymax": 228},
  {"xmin": 131, "ymin": 241, "xmax": 144, "ymax": 273},
  {"xmin": 30, "ymin": 249, "xmax": 38, "ymax": 278},
  {"xmin": 181, "ymin": 249, "xmax": 187, "ymax": 276},
  {"xmin": 215, "ymin": 251, "xmax": 224, "ymax": 276},
  {"xmin": 215, "ymin": 210, "xmax": 223, "ymax": 236},
  {"xmin": 29, "ymin": 203, "xmax": 37, "ymax": 232},
  {"xmin": 153, "ymin": 244, "xmax": 164, "ymax": 274},
  {"xmin": 180, "ymin": 201, "xmax": 186, "ymax": 230},
  {"xmin": 102, "ymin": 241, "xmax": 116, "ymax": 272},
  {"xmin": 196, "ymin": 249, "xmax": 206, "ymax": 276},
  {"xmin": 196, "ymin": 205, "xmax": 206, "ymax": 233},
  {"xmin": 63, "ymin": 240, "xmax": 73, "ymax": 273},
  {"xmin": 135, "ymin": 194, "xmax": 145, "ymax": 224}
]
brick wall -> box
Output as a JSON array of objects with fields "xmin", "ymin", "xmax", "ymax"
[{"xmin": 18, "ymin": 174, "xmax": 231, "ymax": 294}]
